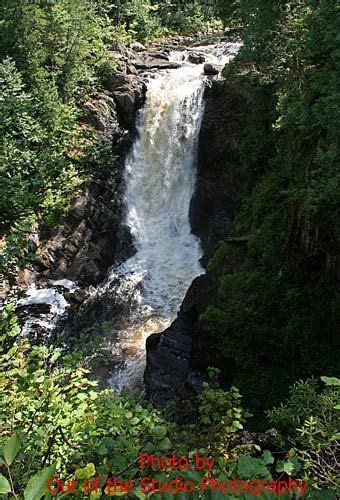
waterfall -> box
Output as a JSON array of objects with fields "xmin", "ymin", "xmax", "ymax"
[
  {"xmin": 107, "ymin": 63, "xmax": 207, "ymax": 390},
  {"xmin": 103, "ymin": 43, "xmax": 241, "ymax": 390},
  {"xmin": 13, "ymin": 42, "xmax": 242, "ymax": 390},
  {"xmin": 125, "ymin": 66, "xmax": 205, "ymax": 312}
]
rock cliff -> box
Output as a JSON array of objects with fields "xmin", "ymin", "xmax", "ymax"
[
  {"xmin": 145, "ymin": 76, "xmax": 251, "ymax": 402},
  {"xmin": 21, "ymin": 48, "xmax": 185, "ymax": 288}
]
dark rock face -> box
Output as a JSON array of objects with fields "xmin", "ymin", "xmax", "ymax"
[
  {"xmin": 190, "ymin": 80, "xmax": 249, "ymax": 259},
  {"xmin": 30, "ymin": 48, "xmax": 185, "ymax": 289},
  {"xmin": 203, "ymin": 63, "xmax": 219, "ymax": 76},
  {"xmin": 145, "ymin": 240, "xmax": 248, "ymax": 403},
  {"xmin": 144, "ymin": 273, "xmax": 215, "ymax": 403},
  {"xmin": 145, "ymin": 78, "xmax": 251, "ymax": 402},
  {"xmin": 145, "ymin": 316, "xmax": 194, "ymax": 404},
  {"xmin": 110, "ymin": 73, "xmax": 147, "ymax": 130},
  {"xmin": 35, "ymin": 88, "xmax": 141, "ymax": 287}
]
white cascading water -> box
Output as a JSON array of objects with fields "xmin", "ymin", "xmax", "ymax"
[
  {"xmin": 125, "ymin": 66, "xmax": 205, "ymax": 311},
  {"xmin": 107, "ymin": 64, "xmax": 205, "ymax": 390},
  {"xmin": 106, "ymin": 43, "xmax": 241, "ymax": 391}
]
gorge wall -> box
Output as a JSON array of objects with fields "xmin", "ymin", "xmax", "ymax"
[
  {"xmin": 12, "ymin": 37, "xmax": 337, "ymax": 409},
  {"xmin": 144, "ymin": 67, "xmax": 339, "ymax": 410},
  {"xmin": 144, "ymin": 76, "xmax": 252, "ymax": 403},
  {"xmin": 18, "ymin": 48, "xmax": 183, "ymax": 289}
]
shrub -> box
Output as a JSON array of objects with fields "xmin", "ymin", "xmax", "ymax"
[
  {"xmin": 0, "ymin": 305, "xmax": 171, "ymax": 497},
  {"xmin": 267, "ymin": 377, "xmax": 340, "ymax": 489}
]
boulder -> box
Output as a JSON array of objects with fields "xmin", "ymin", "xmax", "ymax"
[
  {"xmin": 111, "ymin": 76, "xmax": 147, "ymax": 130},
  {"xmin": 203, "ymin": 63, "xmax": 219, "ymax": 76},
  {"xmin": 147, "ymin": 51, "xmax": 169, "ymax": 61},
  {"xmin": 133, "ymin": 59, "xmax": 181, "ymax": 70},
  {"xmin": 83, "ymin": 92, "xmax": 121, "ymax": 139},
  {"xmin": 188, "ymin": 52, "xmax": 205, "ymax": 64},
  {"xmin": 126, "ymin": 64, "xmax": 138, "ymax": 75},
  {"xmin": 130, "ymin": 42, "xmax": 146, "ymax": 52},
  {"xmin": 98, "ymin": 69, "xmax": 128, "ymax": 92}
]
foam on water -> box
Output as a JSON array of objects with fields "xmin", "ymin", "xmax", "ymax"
[{"xmin": 18, "ymin": 284, "xmax": 68, "ymax": 315}]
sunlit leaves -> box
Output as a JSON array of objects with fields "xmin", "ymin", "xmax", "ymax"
[
  {"xmin": 23, "ymin": 464, "xmax": 56, "ymax": 500},
  {"xmin": 0, "ymin": 475, "xmax": 11, "ymax": 495},
  {"xmin": 3, "ymin": 433, "xmax": 21, "ymax": 466},
  {"xmin": 0, "ymin": 306, "xmax": 171, "ymax": 495}
]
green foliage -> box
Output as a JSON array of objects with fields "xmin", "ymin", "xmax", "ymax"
[
  {"xmin": 199, "ymin": 0, "xmax": 340, "ymax": 412},
  {"xmin": 0, "ymin": 58, "xmax": 81, "ymax": 224},
  {"xmin": 161, "ymin": 2, "xmax": 206, "ymax": 35},
  {"xmin": 0, "ymin": 306, "xmax": 171, "ymax": 496},
  {"xmin": 24, "ymin": 464, "xmax": 56, "ymax": 500},
  {"xmin": 1, "ymin": 0, "xmax": 339, "ymax": 496},
  {"xmin": 276, "ymin": 455, "xmax": 301, "ymax": 476},
  {"xmin": 3, "ymin": 433, "xmax": 21, "ymax": 466},
  {"xmin": 237, "ymin": 452, "xmax": 272, "ymax": 480},
  {"xmin": 207, "ymin": 242, "xmax": 236, "ymax": 271},
  {"xmin": 267, "ymin": 378, "xmax": 339, "ymax": 437},
  {"xmin": 0, "ymin": 58, "xmax": 83, "ymax": 278},
  {"xmin": 198, "ymin": 368, "xmax": 246, "ymax": 441},
  {"xmin": 0, "ymin": 474, "xmax": 11, "ymax": 495},
  {"xmin": 0, "ymin": 0, "xmax": 115, "ymax": 97},
  {"xmin": 215, "ymin": 0, "xmax": 240, "ymax": 28},
  {"xmin": 121, "ymin": 0, "xmax": 163, "ymax": 41},
  {"xmin": 0, "ymin": 308, "xmax": 337, "ymax": 497},
  {"xmin": 267, "ymin": 377, "xmax": 340, "ymax": 489}
]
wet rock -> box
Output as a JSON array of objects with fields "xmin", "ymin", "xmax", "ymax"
[
  {"xmin": 64, "ymin": 288, "xmax": 89, "ymax": 305},
  {"xmin": 145, "ymin": 314, "xmax": 198, "ymax": 404},
  {"xmin": 130, "ymin": 42, "xmax": 146, "ymax": 52},
  {"xmin": 147, "ymin": 51, "xmax": 169, "ymax": 61},
  {"xmin": 203, "ymin": 63, "xmax": 219, "ymax": 76},
  {"xmin": 62, "ymin": 273, "xmax": 136, "ymax": 338},
  {"xmin": 16, "ymin": 302, "xmax": 52, "ymax": 318},
  {"xmin": 63, "ymin": 291, "xmax": 121, "ymax": 336},
  {"xmin": 115, "ymin": 223, "xmax": 135, "ymax": 264},
  {"xmin": 188, "ymin": 52, "xmax": 205, "ymax": 64},
  {"xmin": 133, "ymin": 59, "xmax": 181, "ymax": 71}
]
